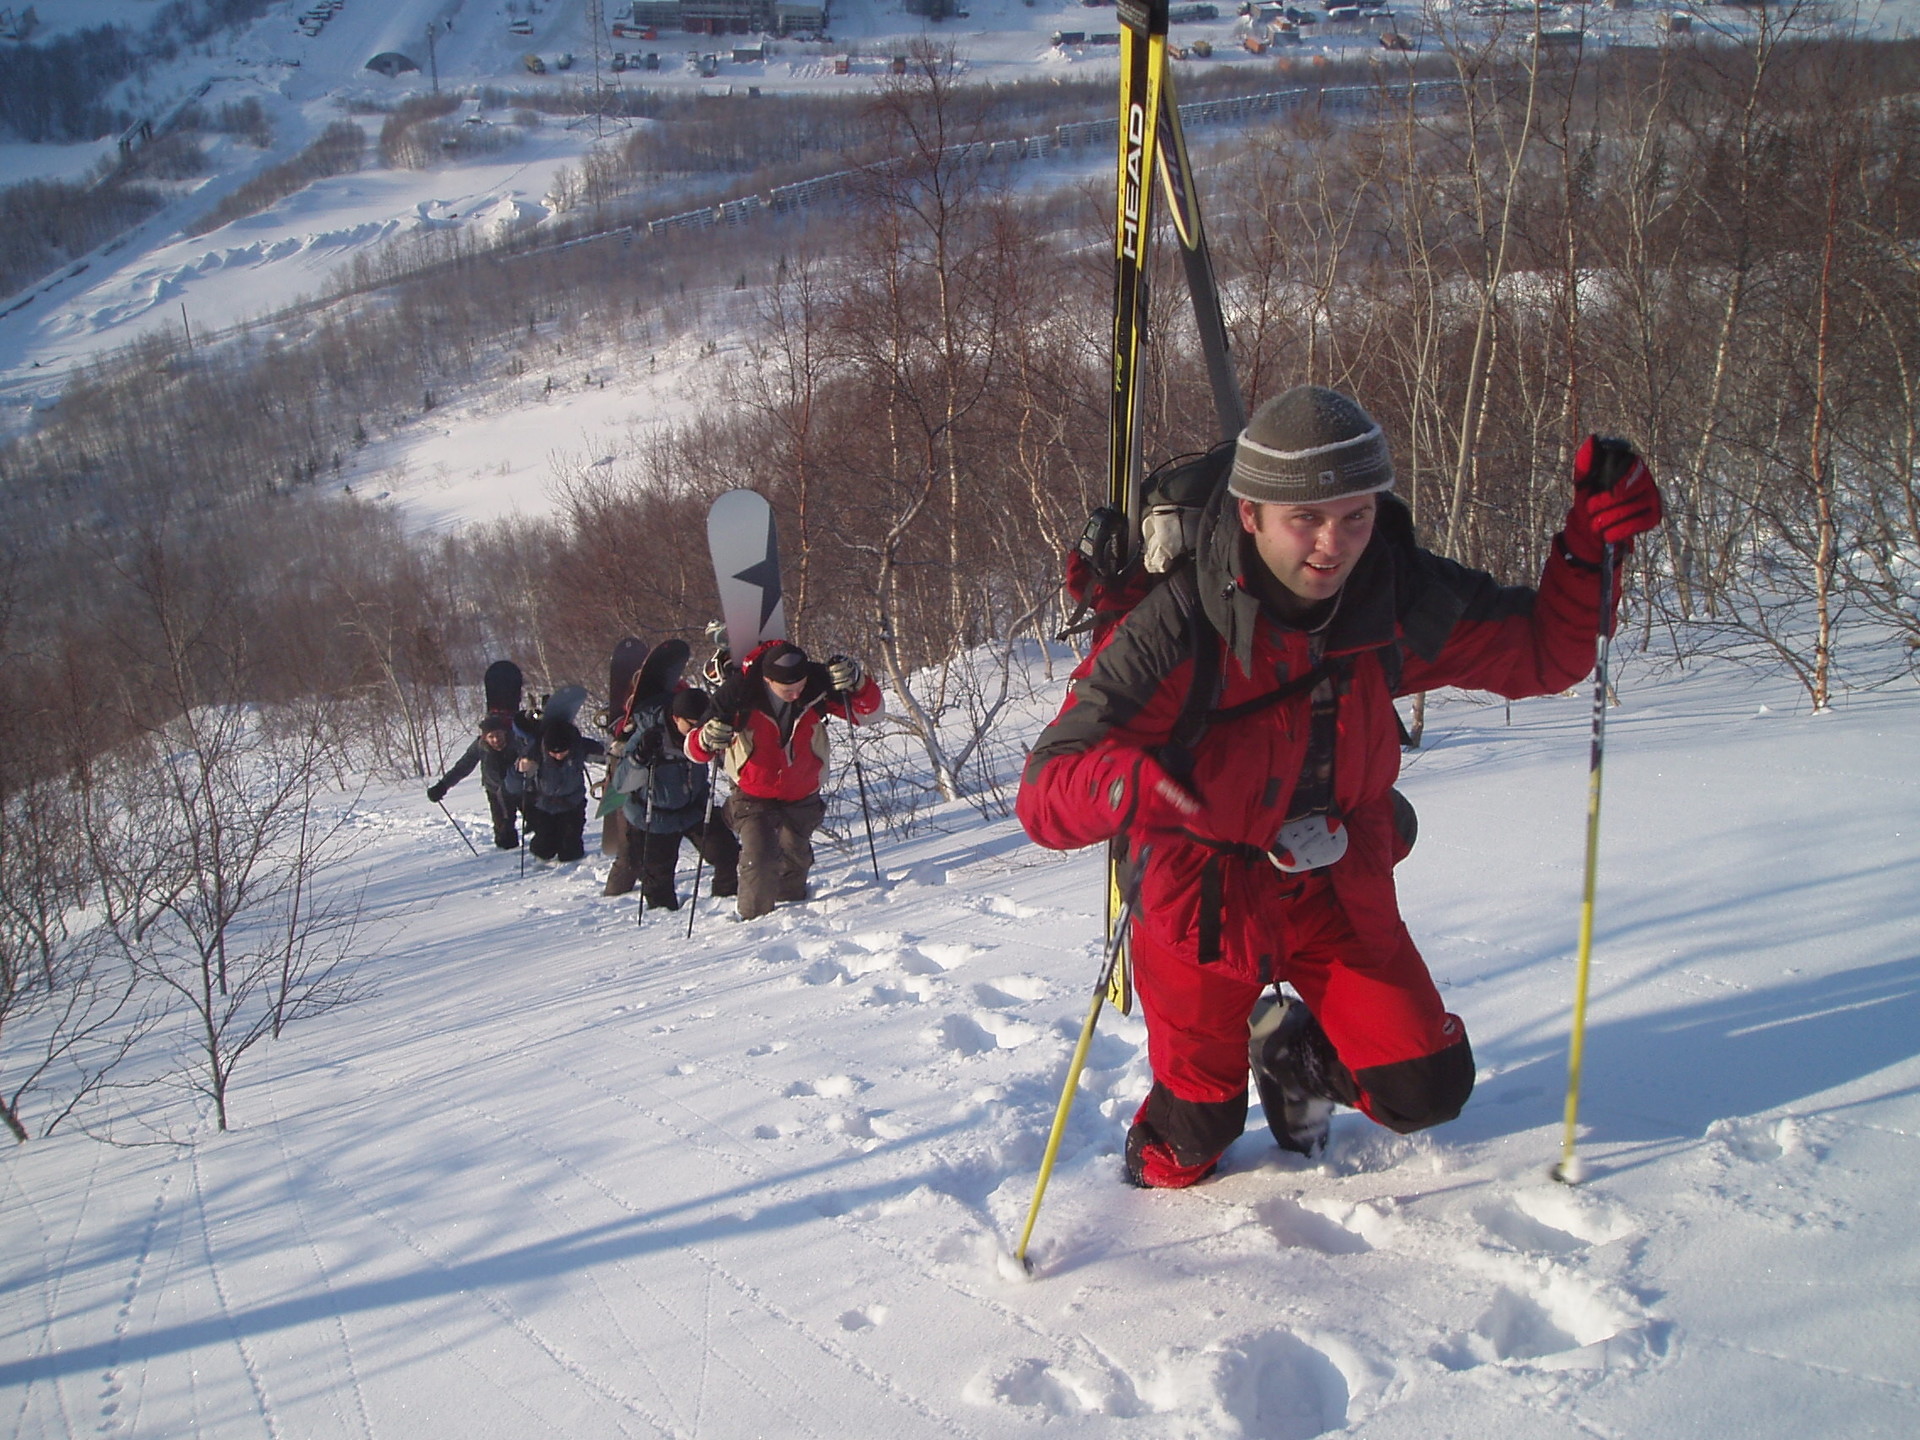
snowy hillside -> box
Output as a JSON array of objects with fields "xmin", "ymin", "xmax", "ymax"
[{"xmin": 4, "ymin": 654, "xmax": 1917, "ymax": 1438}]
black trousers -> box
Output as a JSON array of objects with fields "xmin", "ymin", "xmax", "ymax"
[
  {"xmin": 527, "ymin": 803, "xmax": 587, "ymax": 862},
  {"xmin": 631, "ymin": 813, "xmax": 739, "ymax": 908},
  {"xmin": 485, "ymin": 785, "xmax": 524, "ymax": 849}
]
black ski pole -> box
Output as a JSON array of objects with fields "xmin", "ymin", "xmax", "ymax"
[
  {"xmin": 638, "ymin": 764, "xmax": 657, "ymax": 930},
  {"xmin": 436, "ymin": 799, "xmax": 481, "ymax": 857},
  {"xmin": 687, "ymin": 759, "xmax": 719, "ymax": 940},
  {"xmin": 836, "ymin": 680, "xmax": 882, "ymax": 885},
  {"xmin": 850, "ymin": 739, "xmax": 880, "ymax": 886}
]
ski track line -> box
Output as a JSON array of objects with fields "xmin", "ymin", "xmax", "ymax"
[
  {"xmin": 264, "ymin": 1055, "xmax": 379, "ymax": 1440},
  {"xmin": 290, "ymin": 1151, "xmax": 681, "ymax": 1440},
  {"xmin": 401, "ymin": 1073, "xmax": 968, "ymax": 1440},
  {"xmin": 2, "ymin": 1154, "xmax": 92, "ymax": 1440},
  {"xmin": 189, "ymin": 1142, "xmax": 282, "ymax": 1440},
  {"xmin": 1693, "ymin": 1333, "xmax": 1920, "ymax": 1401},
  {"xmin": 492, "ymin": 1140, "xmax": 695, "ymax": 1435},
  {"xmin": 93, "ymin": 1160, "xmax": 179, "ymax": 1440}
]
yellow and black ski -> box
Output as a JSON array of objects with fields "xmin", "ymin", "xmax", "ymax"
[{"xmin": 1103, "ymin": 2, "xmax": 1245, "ymax": 1014}]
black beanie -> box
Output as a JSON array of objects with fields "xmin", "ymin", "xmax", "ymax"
[
  {"xmin": 479, "ymin": 713, "xmax": 512, "ymax": 736},
  {"xmin": 669, "ymin": 688, "xmax": 713, "ymax": 723},
  {"xmin": 1228, "ymin": 385, "xmax": 1394, "ymax": 505},
  {"xmin": 541, "ymin": 718, "xmax": 578, "ymax": 753},
  {"xmin": 760, "ymin": 643, "xmax": 808, "ymax": 684}
]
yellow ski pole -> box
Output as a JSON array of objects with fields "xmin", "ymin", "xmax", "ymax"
[
  {"xmin": 1015, "ymin": 886, "xmax": 1137, "ymax": 1273},
  {"xmin": 1554, "ymin": 539, "xmax": 1615, "ymax": 1185}
]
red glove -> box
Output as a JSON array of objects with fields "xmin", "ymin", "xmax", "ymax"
[{"xmin": 1564, "ymin": 435, "xmax": 1662, "ymax": 565}]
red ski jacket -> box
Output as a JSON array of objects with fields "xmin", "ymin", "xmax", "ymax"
[
  {"xmin": 688, "ymin": 650, "xmax": 882, "ymax": 803},
  {"xmin": 1017, "ymin": 491, "xmax": 1618, "ymax": 985}
]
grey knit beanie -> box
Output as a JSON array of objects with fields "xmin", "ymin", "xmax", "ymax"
[{"xmin": 1227, "ymin": 385, "xmax": 1394, "ymax": 504}]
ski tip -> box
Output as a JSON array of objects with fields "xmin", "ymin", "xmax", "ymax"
[{"xmin": 1550, "ymin": 1156, "xmax": 1589, "ymax": 1186}]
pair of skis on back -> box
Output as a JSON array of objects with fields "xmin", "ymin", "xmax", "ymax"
[
  {"xmin": 1104, "ymin": 0, "xmax": 1247, "ymax": 1015},
  {"xmin": 1017, "ymin": 0, "xmax": 1246, "ymax": 1271}
]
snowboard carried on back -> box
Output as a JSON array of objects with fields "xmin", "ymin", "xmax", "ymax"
[
  {"xmin": 484, "ymin": 660, "xmax": 524, "ymax": 717},
  {"xmin": 602, "ymin": 637, "xmax": 651, "ymax": 738},
  {"xmin": 535, "ymin": 684, "xmax": 589, "ymax": 729},
  {"xmin": 707, "ymin": 490, "xmax": 786, "ymax": 662},
  {"xmin": 597, "ymin": 637, "xmax": 650, "ymax": 853}
]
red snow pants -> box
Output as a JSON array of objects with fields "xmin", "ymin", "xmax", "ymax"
[{"xmin": 1130, "ymin": 867, "xmax": 1472, "ymax": 1172}]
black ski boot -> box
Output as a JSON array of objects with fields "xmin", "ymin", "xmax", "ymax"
[{"xmin": 1249, "ymin": 993, "xmax": 1339, "ymax": 1157}]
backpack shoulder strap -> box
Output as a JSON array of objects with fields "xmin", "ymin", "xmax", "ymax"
[{"xmin": 1159, "ymin": 572, "xmax": 1221, "ymax": 783}]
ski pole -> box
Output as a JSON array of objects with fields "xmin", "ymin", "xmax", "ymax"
[
  {"xmin": 1015, "ymin": 863, "xmax": 1143, "ymax": 1273},
  {"xmin": 1555, "ymin": 540, "xmax": 1615, "ymax": 1186},
  {"xmin": 638, "ymin": 763, "xmax": 657, "ymax": 930},
  {"xmin": 850, "ymin": 732, "xmax": 881, "ymax": 885},
  {"xmin": 687, "ymin": 759, "xmax": 719, "ymax": 941},
  {"xmin": 436, "ymin": 799, "xmax": 480, "ymax": 857}
]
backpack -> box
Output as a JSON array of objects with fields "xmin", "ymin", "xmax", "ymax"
[{"xmin": 1061, "ymin": 440, "xmax": 1234, "ymax": 648}]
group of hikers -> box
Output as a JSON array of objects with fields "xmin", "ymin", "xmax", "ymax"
[
  {"xmin": 425, "ymin": 385, "xmax": 1664, "ymax": 1187},
  {"xmin": 428, "ymin": 638, "xmax": 882, "ymax": 923}
]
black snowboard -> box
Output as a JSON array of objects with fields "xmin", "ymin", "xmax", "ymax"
[
  {"xmin": 600, "ymin": 639, "xmax": 692, "ymax": 855},
  {"xmin": 603, "ymin": 636, "xmax": 651, "ymax": 740},
  {"xmin": 632, "ymin": 639, "xmax": 691, "ymax": 711},
  {"xmin": 484, "ymin": 659, "xmax": 524, "ymax": 715}
]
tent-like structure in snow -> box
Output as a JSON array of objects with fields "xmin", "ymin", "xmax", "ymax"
[{"xmin": 365, "ymin": 52, "xmax": 420, "ymax": 77}]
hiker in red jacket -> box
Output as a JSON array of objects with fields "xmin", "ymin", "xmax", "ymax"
[
  {"xmin": 1017, "ymin": 385, "xmax": 1663, "ymax": 1188},
  {"xmin": 687, "ymin": 641, "xmax": 882, "ymax": 920}
]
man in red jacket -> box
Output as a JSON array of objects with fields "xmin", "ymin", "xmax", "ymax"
[
  {"xmin": 688, "ymin": 641, "xmax": 883, "ymax": 920},
  {"xmin": 1016, "ymin": 385, "xmax": 1662, "ymax": 1188}
]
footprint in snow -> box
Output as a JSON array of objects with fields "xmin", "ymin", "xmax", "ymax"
[
  {"xmin": 970, "ymin": 974, "xmax": 1048, "ymax": 1007},
  {"xmin": 1425, "ymin": 1239, "xmax": 1654, "ymax": 1375},
  {"xmin": 785, "ymin": 1074, "xmax": 861, "ymax": 1099},
  {"xmin": 1255, "ymin": 1196, "xmax": 1375, "ymax": 1256},
  {"xmin": 966, "ymin": 1355, "xmax": 1142, "ymax": 1420},
  {"xmin": 799, "ymin": 957, "xmax": 849, "ymax": 986},
  {"xmin": 929, "ymin": 1014, "xmax": 997, "ymax": 1056},
  {"xmin": 1706, "ymin": 1114, "xmax": 1810, "ymax": 1164},
  {"xmin": 1471, "ymin": 1185, "xmax": 1635, "ymax": 1257},
  {"xmin": 1167, "ymin": 1328, "xmax": 1357, "ymax": 1440}
]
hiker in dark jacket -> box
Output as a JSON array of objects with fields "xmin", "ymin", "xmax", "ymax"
[
  {"xmin": 428, "ymin": 713, "xmax": 532, "ymax": 849},
  {"xmin": 1018, "ymin": 385, "xmax": 1664, "ymax": 1188},
  {"xmin": 613, "ymin": 687, "xmax": 740, "ymax": 910},
  {"xmin": 515, "ymin": 717, "xmax": 606, "ymax": 863}
]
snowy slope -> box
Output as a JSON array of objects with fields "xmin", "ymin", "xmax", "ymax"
[{"xmin": 4, "ymin": 656, "xmax": 1917, "ymax": 1439}]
